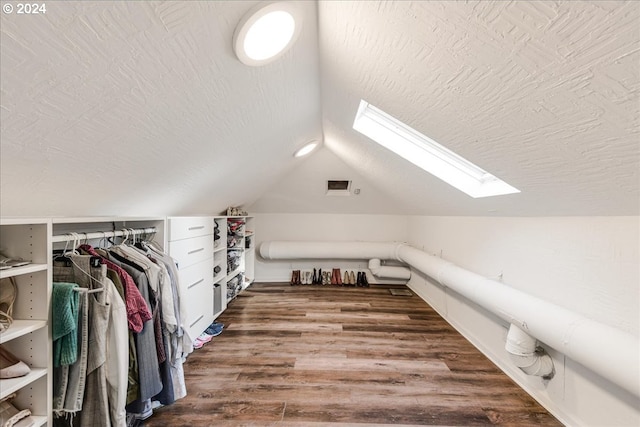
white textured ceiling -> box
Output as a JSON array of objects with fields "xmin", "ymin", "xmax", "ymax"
[
  {"xmin": 1, "ymin": 1, "xmax": 639, "ymax": 217},
  {"xmin": 1, "ymin": 1, "xmax": 321, "ymax": 217},
  {"xmin": 312, "ymin": 0, "xmax": 640, "ymax": 216}
]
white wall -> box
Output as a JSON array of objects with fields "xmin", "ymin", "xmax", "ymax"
[
  {"xmin": 406, "ymin": 216, "xmax": 640, "ymax": 427},
  {"xmin": 254, "ymin": 213, "xmax": 408, "ymax": 282}
]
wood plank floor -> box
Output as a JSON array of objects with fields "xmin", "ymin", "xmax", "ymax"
[{"xmin": 146, "ymin": 283, "xmax": 563, "ymax": 426}]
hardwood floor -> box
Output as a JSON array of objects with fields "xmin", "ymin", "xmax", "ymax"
[{"xmin": 146, "ymin": 283, "xmax": 563, "ymax": 426}]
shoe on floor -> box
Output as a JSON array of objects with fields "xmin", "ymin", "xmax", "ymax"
[{"xmin": 204, "ymin": 323, "xmax": 224, "ymax": 336}]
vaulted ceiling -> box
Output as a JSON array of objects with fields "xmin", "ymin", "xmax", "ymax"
[{"xmin": 1, "ymin": 1, "xmax": 638, "ymax": 217}]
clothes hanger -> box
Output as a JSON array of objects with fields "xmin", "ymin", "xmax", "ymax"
[
  {"xmin": 58, "ymin": 232, "xmax": 104, "ymax": 294},
  {"xmin": 98, "ymin": 231, "xmax": 108, "ymax": 249}
]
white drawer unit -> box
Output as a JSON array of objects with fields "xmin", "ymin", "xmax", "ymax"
[
  {"xmin": 178, "ymin": 258, "xmax": 215, "ymax": 340},
  {"xmin": 168, "ymin": 216, "xmax": 216, "ymax": 343},
  {"xmin": 168, "ymin": 216, "xmax": 214, "ymax": 241},
  {"xmin": 168, "ymin": 235, "xmax": 213, "ymax": 270}
]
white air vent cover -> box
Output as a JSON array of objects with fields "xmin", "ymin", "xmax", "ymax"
[{"xmin": 326, "ymin": 180, "xmax": 351, "ymax": 196}]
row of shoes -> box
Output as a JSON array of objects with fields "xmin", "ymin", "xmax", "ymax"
[
  {"xmin": 290, "ymin": 268, "xmax": 369, "ymax": 287},
  {"xmin": 193, "ymin": 321, "xmax": 224, "ymax": 349}
]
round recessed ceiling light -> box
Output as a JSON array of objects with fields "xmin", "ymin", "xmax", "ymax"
[
  {"xmin": 294, "ymin": 141, "xmax": 319, "ymax": 158},
  {"xmin": 233, "ymin": 2, "xmax": 302, "ymax": 66}
]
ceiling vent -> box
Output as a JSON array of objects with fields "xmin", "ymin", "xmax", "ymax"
[{"xmin": 326, "ymin": 180, "xmax": 351, "ymax": 196}]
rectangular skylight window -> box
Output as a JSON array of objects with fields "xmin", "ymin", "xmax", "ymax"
[{"xmin": 352, "ymin": 100, "xmax": 520, "ymax": 198}]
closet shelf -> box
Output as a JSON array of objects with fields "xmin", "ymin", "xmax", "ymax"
[
  {"xmin": 213, "ymin": 245, "xmax": 227, "ymax": 253},
  {"xmin": 31, "ymin": 415, "xmax": 47, "ymax": 427},
  {"xmin": 0, "ymin": 263, "xmax": 47, "ymax": 279},
  {"xmin": 0, "ymin": 368, "xmax": 47, "ymax": 400},
  {"xmin": 227, "ymin": 268, "xmax": 242, "ymax": 280},
  {"xmin": 51, "ymin": 216, "xmax": 164, "ymax": 224},
  {"xmin": 0, "ymin": 320, "xmax": 47, "ymax": 344}
]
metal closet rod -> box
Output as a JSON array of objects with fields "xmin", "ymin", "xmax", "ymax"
[{"xmin": 51, "ymin": 227, "xmax": 157, "ymax": 243}]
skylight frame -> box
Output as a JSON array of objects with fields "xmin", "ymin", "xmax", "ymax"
[{"xmin": 352, "ymin": 100, "xmax": 520, "ymax": 198}]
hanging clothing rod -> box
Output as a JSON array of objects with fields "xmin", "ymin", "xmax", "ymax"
[{"xmin": 51, "ymin": 227, "xmax": 157, "ymax": 243}]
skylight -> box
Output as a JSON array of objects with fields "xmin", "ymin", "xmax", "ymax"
[
  {"xmin": 233, "ymin": 2, "xmax": 302, "ymax": 67},
  {"xmin": 352, "ymin": 100, "xmax": 520, "ymax": 198}
]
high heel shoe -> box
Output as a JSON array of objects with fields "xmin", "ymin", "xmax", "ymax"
[
  {"xmin": 0, "ymin": 346, "xmax": 30, "ymax": 379},
  {"xmin": 361, "ymin": 272, "xmax": 369, "ymax": 287},
  {"xmin": 290, "ymin": 270, "xmax": 297, "ymax": 286},
  {"xmin": 349, "ymin": 271, "xmax": 356, "ymax": 286},
  {"xmin": 0, "ymin": 277, "xmax": 17, "ymax": 332}
]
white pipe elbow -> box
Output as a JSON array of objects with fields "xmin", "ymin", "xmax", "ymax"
[
  {"xmin": 368, "ymin": 259, "xmax": 411, "ymax": 280},
  {"xmin": 506, "ymin": 323, "xmax": 554, "ymax": 378},
  {"xmin": 509, "ymin": 352, "xmax": 555, "ymax": 377}
]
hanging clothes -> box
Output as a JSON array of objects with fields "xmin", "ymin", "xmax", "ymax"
[
  {"xmin": 52, "ymin": 233, "xmax": 187, "ymax": 425},
  {"xmin": 145, "ymin": 242, "xmax": 188, "ymax": 400},
  {"xmin": 52, "ymin": 254, "xmax": 112, "ymax": 427},
  {"xmin": 100, "ymin": 251, "xmax": 163, "ymax": 404},
  {"xmin": 79, "ymin": 245, "xmax": 151, "ymax": 333},
  {"xmin": 103, "ymin": 271, "xmax": 128, "ymax": 427},
  {"xmin": 52, "ymin": 282, "xmax": 79, "ymax": 367},
  {"xmin": 106, "ymin": 245, "xmax": 177, "ymax": 407},
  {"xmin": 79, "ymin": 245, "xmax": 143, "ymax": 404}
]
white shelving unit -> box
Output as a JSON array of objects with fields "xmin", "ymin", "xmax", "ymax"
[
  {"xmin": 213, "ymin": 217, "xmax": 227, "ymax": 318},
  {"xmin": 0, "ymin": 218, "xmax": 52, "ymax": 427},
  {"xmin": 244, "ymin": 216, "xmax": 255, "ymax": 288},
  {"xmin": 0, "ymin": 215, "xmax": 253, "ymax": 423},
  {"xmin": 225, "ymin": 216, "xmax": 254, "ymax": 302}
]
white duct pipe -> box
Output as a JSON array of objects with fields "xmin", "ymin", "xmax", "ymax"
[
  {"xmin": 260, "ymin": 241, "xmax": 404, "ymax": 261},
  {"xmin": 398, "ymin": 244, "xmax": 639, "ymax": 398},
  {"xmin": 368, "ymin": 259, "xmax": 411, "ymax": 280},
  {"xmin": 506, "ymin": 323, "xmax": 554, "ymax": 378},
  {"xmin": 259, "ymin": 241, "xmax": 640, "ymax": 398}
]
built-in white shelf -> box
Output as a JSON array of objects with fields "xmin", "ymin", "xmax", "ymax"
[
  {"xmin": 51, "ymin": 216, "xmax": 163, "ymax": 224},
  {"xmin": 31, "ymin": 416, "xmax": 47, "ymax": 427},
  {"xmin": 0, "ymin": 368, "xmax": 47, "ymax": 400},
  {"xmin": 0, "ymin": 320, "xmax": 47, "ymax": 344},
  {"xmin": 0, "ymin": 263, "xmax": 48, "ymax": 280},
  {"xmin": 227, "ymin": 267, "xmax": 242, "ymax": 280}
]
